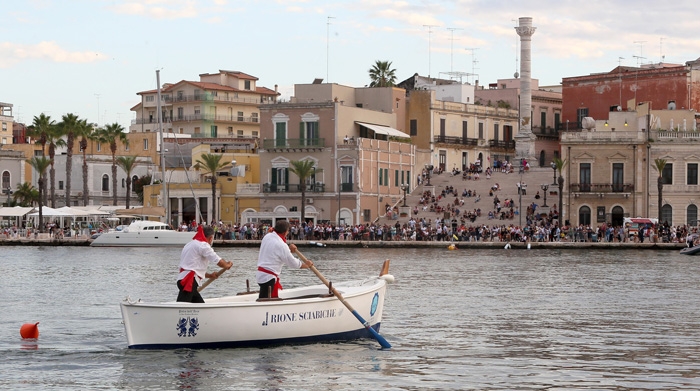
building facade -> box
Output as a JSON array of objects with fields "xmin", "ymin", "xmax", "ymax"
[
  {"xmin": 130, "ymin": 70, "xmax": 279, "ymax": 139},
  {"xmin": 0, "ymin": 102, "xmax": 14, "ymax": 145}
]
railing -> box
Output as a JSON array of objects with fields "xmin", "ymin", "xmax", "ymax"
[
  {"xmin": 488, "ymin": 140, "xmax": 515, "ymax": 149},
  {"xmin": 570, "ymin": 183, "xmax": 634, "ymax": 193},
  {"xmin": 165, "ymin": 94, "xmax": 274, "ymax": 105},
  {"xmin": 433, "ymin": 135, "xmax": 479, "ymax": 146},
  {"xmin": 131, "ymin": 114, "xmax": 259, "ymax": 125},
  {"xmin": 532, "ymin": 126, "xmax": 560, "ymax": 137},
  {"xmin": 262, "ymin": 183, "xmax": 326, "ymax": 193},
  {"xmin": 340, "ymin": 183, "xmax": 354, "ymax": 192},
  {"xmin": 262, "ymin": 138, "xmax": 325, "ymax": 149},
  {"xmin": 656, "ymin": 130, "xmax": 700, "ymax": 139}
]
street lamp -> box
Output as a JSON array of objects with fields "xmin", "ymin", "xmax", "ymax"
[
  {"xmin": 551, "ymin": 161, "xmax": 557, "ymax": 185},
  {"xmin": 540, "ymin": 184, "xmax": 549, "ymax": 207},
  {"xmin": 425, "ymin": 164, "xmax": 434, "ymax": 186},
  {"xmin": 400, "ymin": 183, "xmax": 408, "ymax": 207}
]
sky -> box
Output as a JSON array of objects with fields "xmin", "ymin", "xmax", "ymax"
[{"xmin": 2, "ymin": 0, "xmax": 699, "ymax": 130}]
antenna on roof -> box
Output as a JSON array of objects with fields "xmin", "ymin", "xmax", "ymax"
[{"xmin": 446, "ymin": 27, "xmax": 463, "ymax": 73}]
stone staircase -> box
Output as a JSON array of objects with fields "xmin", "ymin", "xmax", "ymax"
[{"xmin": 376, "ymin": 166, "xmax": 559, "ymax": 227}]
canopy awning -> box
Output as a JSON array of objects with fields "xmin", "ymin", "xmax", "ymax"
[
  {"xmin": 0, "ymin": 206, "xmax": 35, "ymax": 217},
  {"xmin": 27, "ymin": 206, "xmax": 72, "ymax": 217},
  {"xmin": 629, "ymin": 218, "xmax": 656, "ymax": 224},
  {"xmin": 56, "ymin": 206, "xmax": 91, "ymax": 216},
  {"xmin": 356, "ymin": 122, "xmax": 409, "ymax": 138},
  {"xmin": 115, "ymin": 206, "xmax": 166, "ymax": 217}
]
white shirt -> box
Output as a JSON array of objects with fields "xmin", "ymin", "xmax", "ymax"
[
  {"xmin": 256, "ymin": 232, "xmax": 302, "ymax": 284},
  {"xmin": 178, "ymin": 240, "xmax": 221, "ymax": 283}
]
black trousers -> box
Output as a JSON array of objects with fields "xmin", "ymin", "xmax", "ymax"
[
  {"xmin": 177, "ymin": 279, "xmax": 205, "ymax": 303},
  {"xmin": 258, "ymin": 279, "xmax": 276, "ymax": 299}
]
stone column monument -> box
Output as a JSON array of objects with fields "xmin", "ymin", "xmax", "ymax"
[{"xmin": 514, "ymin": 17, "xmax": 537, "ymax": 163}]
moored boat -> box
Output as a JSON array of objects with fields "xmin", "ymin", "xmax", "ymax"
[
  {"xmin": 680, "ymin": 244, "xmax": 700, "ymax": 255},
  {"xmin": 120, "ymin": 272, "xmax": 393, "ymax": 349},
  {"xmin": 90, "ymin": 220, "xmax": 193, "ymax": 247}
]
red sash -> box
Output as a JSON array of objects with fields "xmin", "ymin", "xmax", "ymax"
[
  {"xmin": 179, "ymin": 268, "xmax": 196, "ymax": 292},
  {"xmin": 258, "ymin": 266, "xmax": 282, "ymax": 298}
]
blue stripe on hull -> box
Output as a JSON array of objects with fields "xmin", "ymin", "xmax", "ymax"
[{"xmin": 128, "ymin": 323, "xmax": 382, "ymax": 350}]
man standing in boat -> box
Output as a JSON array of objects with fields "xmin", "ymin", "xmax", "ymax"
[
  {"xmin": 257, "ymin": 220, "xmax": 312, "ymax": 299},
  {"xmin": 177, "ymin": 225, "xmax": 233, "ymax": 303}
]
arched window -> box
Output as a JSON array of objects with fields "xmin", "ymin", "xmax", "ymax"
[
  {"xmin": 1, "ymin": 171, "xmax": 9, "ymax": 190},
  {"xmin": 687, "ymin": 204, "xmax": 698, "ymax": 226},
  {"xmin": 579, "ymin": 206, "xmax": 591, "ymax": 226},
  {"xmin": 661, "ymin": 204, "xmax": 673, "ymax": 225},
  {"xmin": 132, "ymin": 175, "xmax": 138, "ymax": 184},
  {"xmin": 102, "ymin": 174, "xmax": 109, "ymax": 192},
  {"xmin": 122, "ymin": 178, "xmax": 126, "ymax": 188}
]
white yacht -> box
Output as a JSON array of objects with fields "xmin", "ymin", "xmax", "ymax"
[{"xmin": 90, "ymin": 221, "xmax": 194, "ymax": 247}]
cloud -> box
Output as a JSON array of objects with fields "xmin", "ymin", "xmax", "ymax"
[
  {"xmin": 0, "ymin": 41, "xmax": 107, "ymax": 68},
  {"xmin": 109, "ymin": 0, "xmax": 198, "ymax": 19}
]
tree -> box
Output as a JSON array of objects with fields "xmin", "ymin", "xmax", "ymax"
[
  {"xmin": 27, "ymin": 156, "xmax": 51, "ymax": 232},
  {"xmin": 289, "ymin": 160, "xmax": 320, "ymax": 226},
  {"xmin": 45, "ymin": 125, "xmax": 66, "ymax": 208},
  {"xmin": 77, "ymin": 120, "xmax": 97, "ymax": 206},
  {"xmin": 96, "ymin": 123, "xmax": 129, "ymax": 205},
  {"xmin": 59, "ymin": 113, "xmax": 80, "ymax": 207},
  {"xmin": 117, "ymin": 156, "xmax": 138, "ymax": 209},
  {"xmin": 369, "ymin": 60, "xmax": 397, "ymax": 87},
  {"xmin": 553, "ymin": 157, "xmax": 568, "ymax": 227},
  {"xmin": 133, "ymin": 175, "xmax": 152, "ymax": 204},
  {"xmin": 27, "ymin": 113, "xmax": 54, "ymax": 156},
  {"xmin": 13, "ymin": 182, "xmax": 39, "ymax": 207},
  {"xmin": 195, "ymin": 153, "xmax": 227, "ymax": 223},
  {"xmin": 653, "ymin": 158, "xmax": 667, "ymax": 223}
]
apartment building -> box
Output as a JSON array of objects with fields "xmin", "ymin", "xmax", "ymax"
[{"xmin": 0, "ymin": 102, "xmax": 14, "ymax": 145}]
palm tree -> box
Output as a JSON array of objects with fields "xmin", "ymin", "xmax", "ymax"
[
  {"xmin": 97, "ymin": 123, "xmax": 129, "ymax": 205},
  {"xmin": 27, "ymin": 113, "xmax": 54, "ymax": 156},
  {"xmin": 27, "ymin": 156, "xmax": 51, "ymax": 233},
  {"xmin": 369, "ymin": 60, "xmax": 397, "ymax": 87},
  {"xmin": 13, "ymin": 182, "xmax": 39, "ymax": 207},
  {"xmin": 195, "ymin": 153, "xmax": 227, "ymax": 223},
  {"xmin": 553, "ymin": 157, "xmax": 568, "ymax": 227},
  {"xmin": 289, "ymin": 160, "xmax": 320, "ymax": 225},
  {"xmin": 77, "ymin": 120, "xmax": 97, "ymax": 206},
  {"xmin": 45, "ymin": 125, "xmax": 66, "ymax": 208},
  {"xmin": 117, "ymin": 156, "xmax": 138, "ymax": 210},
  {"xmin": 653, "ymin": 158, "xmax": 668, "ymax": 223},
  {"xmin": 59, "ymin": 113, "xmax": 80, "ymax": 206}
]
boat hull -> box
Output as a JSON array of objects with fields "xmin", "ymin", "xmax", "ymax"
[
  {"xmin": 680, "ymin": 245, "xmax": 700, "ymax": 255},
  {"xmin": 91, "ymin": 231, "xmax": 193, "ymax": 247},
  {"xmin": 120, "ymin": 277, "xmax": 388, "ymax": 349}
]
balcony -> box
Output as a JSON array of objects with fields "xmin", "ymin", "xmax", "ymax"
[
  {"xmin": 532, "ymin": 126, "xmax": 560, "ymax": 139},
  {"xmin": 488, "ymin": 140, "xmax": 515, "ymax": 150},
  {"xmin": 131, "ymin": 114, "xmax": 259, "ymax": 125},
  {"xmin": 570, "ymin": 183, "xmax": 634, "ymax": 193},
  {"xmin": 262, "ymin": 138, "xmax": 325, "ymax": 151},
  {"xmin": 262, "ymin": 183, "xmax": 326, "ymax": 193},
  {"xmin": 433, "ymin": 135, "xmax": 479, "ymax": 146},
  {"xmin": 340, "ymin": 183, "xmax": 355, "ymax": 192},
  {"xmin": 165, "ymin": 94, "xmax": 274, "ymax": 105}
]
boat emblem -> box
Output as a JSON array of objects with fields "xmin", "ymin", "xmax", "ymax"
[
  {"xmin": 370, "ymin": 293, "xmax": 379, "ymax": 316},
  {"xmin": 176, "ymin": 317, "xmax": 200, "ymax": 337}
]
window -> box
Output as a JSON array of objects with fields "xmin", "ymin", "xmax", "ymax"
[
  {"xmin": 272, "ymin": 114, "xmax": 289, "ymax": 147},
  {"xmin": 340, "ymin": 166, "xmax": 353, "ymax": 192},
  {"xmin": 58, "ymin": 180, "xmax": 64, "ymax": 190},
  {"xmin": 661, "ymin": 204, "xmax": 673, "ymax": 225},
  {"xmin": 688, "ymin": 205, "xmax": 698, "ymax": 226},
  {"xmin": 410, "ymin": 119, "xmax": 417, "ymax": 136},
  {"xmin": 439, "ymin": 118, "xmax": 446, "ymax": 138},
  {"xmin": 194, "ymin": 89, "xmax": 201, "ymax": 100},
  {"xmin": 228, "ymin": 127, "xmax": 234, "ymax": 135},
  {"xmin": 554, "ymin": 112, "xmax": 561, "ymax": 131},
  {"xmin": 244, "ymin": 80, "xmax": 251, "ymax": 90},
  {"xmin": 125, "ymin": 142, "xmax": 129, "ymax": 151},
  {"xmin": 363, "ymin": 209, "xmax": 371, "ymax": 222},
  {"xmin": 662, "ymin": 163, "xmax": 673, "ymax": 185},
  {"xmin": 143, "ymin": 139, "xmax": 148, "ymax": 150},
  {"xmin": 252, "ymin": 131, "xmax": 258, "ymax": 137},
  {"xmin": 237, "ymin": 111, "xmax": 244, "ymax": 121},
  {"xmin": 102, "ymin": 174, "xmax": 109, "ymax": 191},
  {"xmin": 1, "ymin": 137, "xmax": 5, "ymax": 144},
  {"xmin": 688, "ymin": 163, "xmax": 698, "ymax": 185},
  {"xmin": 252, "ymin": 113, "xmax": 258, "ymax": 123},
  {"xmin": 210, "ymin": 125, "xmax": 217, "ymax": 138},
  {"xmin": 122, "ymin": 178, "xmax": 126, "ymax": 188},
  {"xmin": 540, "ymin": 111, "xmax": 547, "ymax": 129},
  {"xmin": 97, "ymin": 143, "xmax": 101, "ymax": 152},
  {"xmin": 478, "ymin": 122, "xmax": 484, "ymax": 139},
  {"xmin": 1, "ymin": 171, "xmax": 9, "ymax": 189},
  {"xmin": 580, "ymin": 163, "xmax": 591, "ymax": 192},
  {"xmin": 612, "ymin": 163, "xmax": 624, "ymax": 192},
  {"xmin": 1, "ymin": 122, "xmax": 6, "ymax": 131},
  {"xmin": 177, "ymin": 107, "xmax": 184, "ymax": 120},
  {"xmin": 177, "ymin": 91, "xmax": 184, "ymax": 101},
  {"xmin": 579, "ymin": 206, "xmax": 591, "ymax": 226},
  {"xmin": 237, "ymin": 130, "xmax": 244, "ymax": 137},
  {"xmin": 462, "ymin": 121, "xmax": 468, "ymax": 140},
  {"xmin": 379, "ymin": 168, "xmax": 389, "ymax": 186},
  {"xmin": 194, "ymin": 106, "xmax": 200, "ymax": 115},
  {"xmin": 493, "ymin": 124, "xmax": 499, "ymax": 141},
  {"xmin": 576, "ymin": 108, "xmax": 588, "ymax": 129},
  {"xmin": 132, "ymin": 175, "xmax": 138, "ymax": 184},
  {"xmin": 395, "ymin": 170, "xmax": 399, "ymax": 187},
  {"xmin": 146, "ymin": 95, "xmax": 154, "ymax": 102}
]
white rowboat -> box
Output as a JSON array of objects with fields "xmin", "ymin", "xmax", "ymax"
[{"xmin": 120, "ymin": 274, "xmax": 393, "ymax": 349}]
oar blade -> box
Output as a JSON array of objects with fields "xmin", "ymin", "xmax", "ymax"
[{"xmin": 350, "ymin": 309, "xmax": 392, "ymax": 349}]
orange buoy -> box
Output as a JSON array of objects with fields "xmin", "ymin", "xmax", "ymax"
[{"xmin": 20, "ymin": 322, "xmax": 40, "ymax": 339}]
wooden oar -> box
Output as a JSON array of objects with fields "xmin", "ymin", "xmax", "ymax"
[
  {"xmin": 197, "ymin": 268, "xmax": 227, "ymax": 292},
  {"xmin": 295, "ymin": 250, "xmax": 391, "ymax": 349}
]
